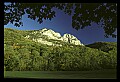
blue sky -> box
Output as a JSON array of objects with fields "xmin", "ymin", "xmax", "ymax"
[{"xmin": 4, "ymin": 4, "xmax": 117, "ymax": 45}]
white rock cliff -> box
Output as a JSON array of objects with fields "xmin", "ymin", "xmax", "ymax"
[{"xmin": 25, "ymin": 28, "xmax": 84, "ymax": 46}]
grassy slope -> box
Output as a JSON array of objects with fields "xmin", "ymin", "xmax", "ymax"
[{"xmin": 4, "ymin": 69, "xmax": 116, "ymax": 79}]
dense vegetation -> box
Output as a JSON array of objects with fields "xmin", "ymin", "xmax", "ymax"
[
  {"xmin": 4, "ymin": 28, "xmax": 117, "ymax": 71},
  {"xmin": 86, "ymin": 42, "xmax": 117, "ymax": 53}
]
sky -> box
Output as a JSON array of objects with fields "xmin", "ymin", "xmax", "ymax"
[{"xmin": 4, "ymin": 4, "xmax": 117, "ymax": 45}]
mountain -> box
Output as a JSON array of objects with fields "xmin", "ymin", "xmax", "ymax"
[
  {"xmin": 4, "ymin": 28, "xmax": 117, "ymax": 71},
  {"xmin": 5, "ymin": 28, "xmax": 84, "ymax": 46},
  {"xmin": 86, "ymin": 42, "xmax": 117, "ymax": 53}
]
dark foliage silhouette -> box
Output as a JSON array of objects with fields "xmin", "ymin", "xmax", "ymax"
[{"xmin": 4, "ymin": 3, "xmax": 117, "ymax": 38}]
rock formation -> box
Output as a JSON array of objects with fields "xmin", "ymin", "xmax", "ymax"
[{"xmin": 25, "ymin": 28, "xmax": 84, "ymax": 46}]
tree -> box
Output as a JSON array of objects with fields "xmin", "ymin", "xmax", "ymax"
[
  {"xmin": 31, "ymin": 50, "xmax": 41, "ymax": 71},
  {"xmin": 17, "ymin": 48, "xmax": 31, "ymax": 71},
  {"xmin": 4, "ymin": 3, "xmax": 117, "ymax": 38},
  {"xmin": 4, "ymin": 45, "xmax": 19, "ymax": 71}
]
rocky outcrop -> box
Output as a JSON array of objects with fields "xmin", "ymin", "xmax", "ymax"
[
  {"xmin": 39, "ymin": 28, "xmax": 62, "ymax": 40},
  {"xmin": 63, "ymin": 34, "xmax": 84, "ymax": 45},
  {"xmin": 25, "ymin": 28, "xmax": 84, "ymax": 46}
]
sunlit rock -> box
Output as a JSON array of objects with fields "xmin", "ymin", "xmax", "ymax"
[
  {"xmin": 25, "ymin": 28, "xmax": 84, "ymax": 46},
  {"xmin": 63, "ymin": 34, "xmax": 83, "ymax": 45}
]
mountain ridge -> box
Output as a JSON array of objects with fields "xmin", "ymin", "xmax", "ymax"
[
  {"xmin": 4, "ymin": 27, "xmax": 117, "ymax": 71},
  {"xmin": 4, "ymin": 28, "xmax": 84, "ymax": 46}
]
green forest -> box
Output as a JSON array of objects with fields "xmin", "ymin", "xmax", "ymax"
[{"xmin": 4, "ymin": 28, "xmax": 117, "ymax": 71}]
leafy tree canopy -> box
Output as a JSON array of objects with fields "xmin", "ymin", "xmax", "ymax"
[
  {"xmin": 4, "ymin": 3, "xmax": 117, "ymax": 38},
  {"xmin": 4, "ymin": 28, "xmax": 117, "ymax": 71}
]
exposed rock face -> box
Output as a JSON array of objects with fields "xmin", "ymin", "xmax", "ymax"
[
  {"xmin": 25, "ymin": 28, "xmax": 84, "ymax": 46},
  {"xmin": 63, "ymin": 34, "xmax": 82, "ymax": 45},
  {"xmin": 40, "ymin": 28, "xmax": 61, "ymax": 40}
]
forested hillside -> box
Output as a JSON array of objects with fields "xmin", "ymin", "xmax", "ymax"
[
  {"xmin": 86, "ymin": 42, "xmax": 117, "ymax": 53},
  {"xmin": 4, "ymin": 28, "xmax": 117, "ymax": 71}
]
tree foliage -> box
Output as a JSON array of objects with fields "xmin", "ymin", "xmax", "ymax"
[
  {"xmin": 4, "ymin": 3, "xmax": 117, "ymax": 38},
  {"xmin": 86, "ymin": 42, "xmax": 117, "ymax": 52},
  {"xmin": 4, "ymin": 28, "xmax": 117, "ymax": 71}
]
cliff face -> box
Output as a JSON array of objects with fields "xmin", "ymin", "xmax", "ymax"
[
  {"xmin": 25, "ymin": 28, "xmax": 84, "ymax": 46},
  {"xmin": 63, "ymin": 34, "xmax": 83, "ymax": 45}
]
